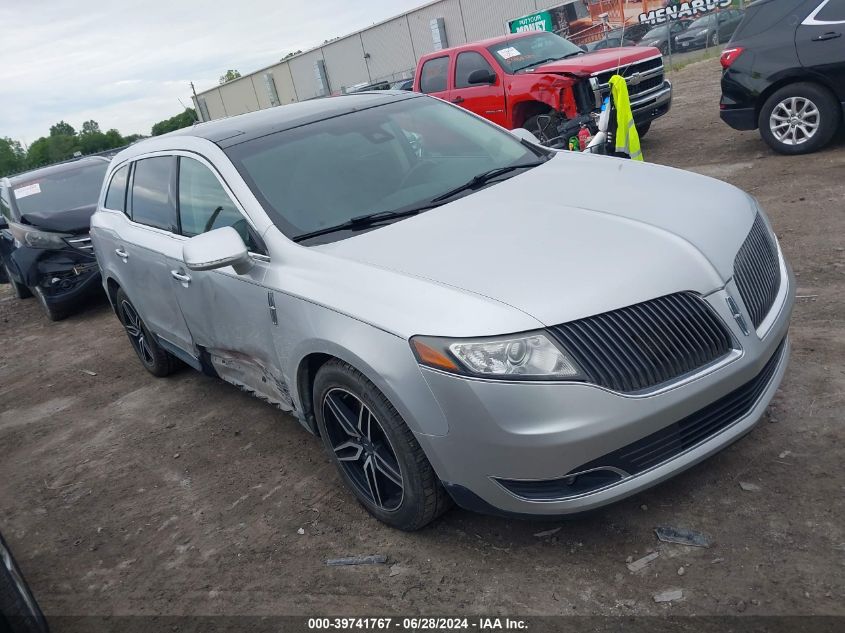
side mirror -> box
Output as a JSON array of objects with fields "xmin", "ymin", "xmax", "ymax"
[
  {"xmin": 183, "ymin": 226, "xmax": 253, "ymax": 275},
  {"xmin": 511, "ymin": 128, "xmax": 542, "ymax": 145},
  {"xmin": 467, "ymin": 69, "xmax": 496, "ymax": 85}
]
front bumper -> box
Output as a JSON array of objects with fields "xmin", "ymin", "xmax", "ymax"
[
  {"xmin": 631, "ymin": 81, "xmax": 672, "ymax": 125},
  {"xmin": 413, "ymin": 270, "xmax": 794, "ymax": 517}
]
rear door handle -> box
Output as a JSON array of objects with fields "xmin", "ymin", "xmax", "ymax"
[
  {"xmin": 115, "ymin": 247, "xmax": 128, "ymax": 259},
  {"xmin": 451, "ymin": 96, "xmax": 464, "ymax": 104},
  {"xmin": 814, "ymin": 31, "xmax": 842, "ymax": 41},
  {"xmin": 170, "ymin": 270, "xmax": 191, "ymax": 284}
]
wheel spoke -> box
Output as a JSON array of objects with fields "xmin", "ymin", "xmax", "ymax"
[
  {"xmin": 373, "ymin": 447, "xmax": 402, "ymax": 487},
  {"xmin": 362, "ymin": 455, "xmax": 383, "ymax": 507},
  {"xmin": 333, "ymin": 439, "xmax": 364, "ymax": 462},
  {"xmin": 358, "ymin": 406, "xmax": 372, "ymax": 440},
  {"xmin": 324, "ymin": 392, "xmax": 360, "ymax": 438},
  {"xmin": 138, "ymin": 335, "xmax": 154, "ymax": 363}
]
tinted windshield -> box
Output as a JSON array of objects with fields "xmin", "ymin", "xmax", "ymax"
[
  {"xmin": 12, "ymin": 162, "xmax": 109, "ymax": 216},
  {"xmin": 643, "ymin": 25, "xmax": 669, "ymax": 38},
  {"xmin": 226, "ymin": 97, "xmax": 545, "ymax": 244},
  {"xmin": 688, "ymin": 14, "xmax": 715, "ymax": 29},
  {"xmin": 487, "ymin": 33, "xmax": 582, "ymax": 73}
]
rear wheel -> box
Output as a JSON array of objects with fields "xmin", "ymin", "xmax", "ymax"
[
  {"xmin": 759, "ymin": 83, "xmax": 841, "ymax": 155},
  {"xmin": 314, "ymin": 360, "xmax": 451, "ymax": 530},
  {"xmin": 3, "ymin": 262, "xmax": 32, "ymax": 299},
  {"xmin": 33, "ymin": 286, "xmax": 69, "ymax": 321},
  {"xmin": 116, "ymin": 287, "xmax": 178, "ymax": 377}
]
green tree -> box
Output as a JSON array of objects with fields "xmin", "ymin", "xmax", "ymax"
[
  {"xmin": 49, "ymin": 120, "xmax": 76, "ymax": 137},
  {"xmin": 0, "ymin": 137, "xmax": 25, "ymax": 177},
  {"xmin": 281, "ymin": 50, "xmax": 302, "ymax": 60},
  {"xmin": 80, "ymin": 120, "xmax": 102, "ymax": 136},
  {"xmin": 151, "ymin": 108, "xmax": 197, "ymax": 136},
  {"xmin": 219, "ymin": 69, "xmax": 242, "ymax": 84},
  {"xmin": 104, "ymin": 129, "xmax": 124, "ymax": 147}
]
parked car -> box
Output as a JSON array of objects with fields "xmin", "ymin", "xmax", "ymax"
[
  {"xmin": 413, "ymin": 31, "xmax": 671, "ymax": 145},
  {"xmin": 389, "ymin": 77, "xmax": 414, "ymax": 91},
  {"xmin": 720, "ymin": 0, "xmax": 845, "ymax": 155},
  {"xmin": 675, "ymin": 9, "xmax": 744, "ymax": 50},
  {"xmin": 1, "ymin": 531, "xmax": 49, "ymax": 633},
  {"xmin": 581, "ymin": 30, "xmax": 637, "ymax": 51},
  {"xmin": 0, "ymin": 157, "xmax": 109, "ymax": 320},
  {"xmin": 91, "ymin": 92, "xmax": 793, "ymax": 530},
  {"xmin": 637, "ymin": 20, "xmax": 693, "ymax": 55}
]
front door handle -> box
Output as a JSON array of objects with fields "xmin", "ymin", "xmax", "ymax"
[
  {"xmin": 170, "ymin": 270, "xmax": 191, "ymax": 284},
  {"xmin": 814, "ymin": 31, "xmax": 842, "ymax": 41},
  {"xmin": 115, "ymin": 247, "xmax": 128, "ymax": 259},
  {"xmin": 451, "ymin": 96, "xmax": 464, "ymax": 104}
]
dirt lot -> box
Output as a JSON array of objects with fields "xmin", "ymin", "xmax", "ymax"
[{"xmin": 1, "ymin": 58, "xmax": 844, "ymax": 622}]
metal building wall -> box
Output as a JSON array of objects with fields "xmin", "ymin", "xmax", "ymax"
[
  {"xmin": 201, "ymin": 88, "xmax": 228, "ymax": 120},
  {"xmin": 406, "ymin": 0, "xmax": 466, "ymax": 58},
  {"xmin": 217, "ymin": 75, "xmax": 261, "ymax": 116},
  {"xmin": 269, "ymin": 62, "xmax": 299, "ymax": 104},
  {"xmin": 360, "ymin": 16, "xmax": 418, "ymax": 82},
  {"xmin": 287, "ymin": 49, "xmax": 327, "ymax": 101},
  {"xmin": 321, "ymin": 35, "xmax": 370, "ymax": 91},
  {"xmin": 251, "ymin": 74, "xmax": 273, "ymax": 110},
  {"xmin": 461, "ymin": 0, "xmax": 537, "ymax": 41}
]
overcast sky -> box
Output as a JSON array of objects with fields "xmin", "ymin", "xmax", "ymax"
[{"xmin": 0, "ymin": 0, "xmax": 423, "ymax": 145}]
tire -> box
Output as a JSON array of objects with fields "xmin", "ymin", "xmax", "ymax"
[
  {"xmin": 3, "ymin": 262, "xmax": 32, "ymax": 299},
  {"xmin": 758, "ymin": 83, "xmax": 841, "ymax": 155},
  {"xmin": 313, "ymin": 360, "xmax": 451, "ymax": 530},
  {"xmin": 33, "ymin": 286, "xmax": 69, "ymax": 322},
  {"xmin": 710, "ymin": 31, "xmax": 719, "ymax": 47},
  {"xmin": 0, "ymin": 533, "xmax": 49, "ymax": 633},
  {"xmin": 115, "ymin": 287, "xmax": 178, "ymax": 377},
  {"xmin": 659, "ymin": 43, "xmax": 669, "ymax": 56},
  {"xmin": 524, "ymin": 112, "xmax": 561, "ymax": 147},
  {"xmin": 636, "ymin": 121, "xmax": 652, "ymax": 138}
]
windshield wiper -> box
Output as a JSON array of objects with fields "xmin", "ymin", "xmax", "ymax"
[
  {"xmin": 430, "ymin": 161, "xmax": 546, "ymax": 204},
  {"xmin": 518, "ymin": 57, "xmax": 560, "ymax": 71},
  {"xmin": 291, "ymin": 206, "xmax": 430, "ymax": 243}
]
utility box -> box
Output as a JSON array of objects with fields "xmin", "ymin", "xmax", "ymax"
[
  {"xmin": 196, "ymin": 96, "xmax": 210, "ymax": 122},
  {"xmin": 262, "ymin": 73, "xmax": 281, "ymax": 106},
  {"xmin": 430, "ymin": 17, "xmax": 448, "ymax": 50},
  {"xmin": 314, "ymin": 59, "xmax": 330, "ymax": 96}
]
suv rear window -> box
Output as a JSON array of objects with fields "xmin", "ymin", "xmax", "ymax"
[
  {"xmin": 131, "ymin": 157, "xmax": 177, "ymax": 232},
  {"xmin": 419, "ymin": 57, "xmax": 449, "ymax": 93}
]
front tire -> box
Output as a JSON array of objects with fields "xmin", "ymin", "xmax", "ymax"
[
  {"xmin": 3, "ymin": 262, "xmax": 32, "ymax": 299},
  {"xmin": 313, "ymin": 360, "xmax": 451, "ymax": 530},
  {"xmin": 636, "ymin": 121, "xmax": 652, "ymax": 138},
  {"xmin": 33, "ymin": 286, "xmax": 69, "ymax": 321},
  {"xmin": 523, "ymin": 112, "xmax": 561, "ymax": 147},
  {"xmin": 115, "ymin": 287, "xmax": 178, "ymax": 377},
  {"xmin": 758, "ymin": 83, "xmax": 841, "ymax": 155}
]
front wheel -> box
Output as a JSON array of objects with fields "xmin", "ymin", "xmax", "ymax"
[
  {"xmin": 523, "ymin": 112, "xmax": 561, "ymax": 147},
  {"xmin": 3, "ymin": 262, "xmax": 32, "ymax": 299},
  {"xmin": 116, "ymin": 287, "xmax": 178, "ymax": 377},
  {"xmin": 710, "ymin": 31, "xmax": 719, "ymax": 47},
  {"xmin": 758, "ymin": 83, "xmax": 841, "ymax": 155},
  {"xmin": 33, "ymin": 286, "xmax": 69, "ymax": 321},
  {"xmin": 314, "ymin": 360, "xmax": 451, "ymax": 530},
  {"xmin": 636, "ymin": 121, "xmax": 652, "ymax": 138}
]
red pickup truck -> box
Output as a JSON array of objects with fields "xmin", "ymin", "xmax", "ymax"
[{"xmin": 413, "ymin": 31, "xmax": 672, "ymax": 147}]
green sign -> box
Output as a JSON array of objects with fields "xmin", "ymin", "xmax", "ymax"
[{"xmin": 509, "ymin": 10, "xmax": 553, "ymax": 34}]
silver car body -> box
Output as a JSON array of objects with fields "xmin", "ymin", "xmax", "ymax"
[{"xmin": 91, "ymin": 92, "xmax": 794, "ymax": 516}]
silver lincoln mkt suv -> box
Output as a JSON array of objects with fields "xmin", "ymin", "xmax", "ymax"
[{"xmin": 90, "ymin": 92, "xmax": 794, "ymax": 530}]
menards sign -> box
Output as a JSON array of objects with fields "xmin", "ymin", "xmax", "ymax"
[{"xmin": 638, "ymin": 0, "xmax": 733, "ymax": 25}]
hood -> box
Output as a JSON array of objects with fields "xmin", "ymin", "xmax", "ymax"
[
  {"xmin": 21, "ymin": 204, "xmax": 96, "ymax": 234},
  {"xmin": 315, "ymin": 153, "xmax": 756, "ymax": 328},
  {"xmin": 677, "ymin": 26, "xmax": 710, "ymax": 39},
  {"xmin": 530, "ymin": 47, "xmax": 658, "ymax": 75}
]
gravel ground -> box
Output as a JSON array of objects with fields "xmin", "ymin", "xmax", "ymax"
[{"xmin": 1, "ymin": 58, "xmax": 843, "ymax": 621}]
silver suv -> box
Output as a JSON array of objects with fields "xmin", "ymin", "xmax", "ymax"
[{"xmin": 91, "ymin": 92, "xmax": 794, "ymax": 530}]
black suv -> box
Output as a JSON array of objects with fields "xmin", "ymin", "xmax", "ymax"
[
  {"xmin": 0, "ymin": 157, "xmax": 109, "ymax": 320},
  {"xmin": 720, "ymin": 0, "xmax": 845, "ymax": 154}
]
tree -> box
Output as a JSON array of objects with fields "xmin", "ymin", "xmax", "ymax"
[
  {"xmin": 0, "ymin": 137, "xmax": 25, "ymax": 177},
  {"xmin": 219, "ymin": 69, "xmax": 242, "ymax": 84},
  {"xmin": 49, "ymin": 120, "xmax": 76, "ymax": 137},
  {"xmin": 281, "ymin": 50, "xmax": 302, "ymax": 60},
  {"xmin": 80, "ymin": 120, "xmax": 102, "ymax": 136},
  {"xmin": 151, "ymin": 108, "xmax": 197, "ymax": 136}
]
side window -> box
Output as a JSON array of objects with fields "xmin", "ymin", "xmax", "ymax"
[
  {"xmin": 815, "ymin": 0, "xmax": 845, "ymax": 22},
  {"xmin": 177, "ymin": 157, "xmax": 264, "ymax": 254},
  {"xmin": 0, "ymin": 187, "xmax": 11, "ymax": 221},
  {"xmin": 104, "ymin": 165, "xmax": 128, "ymax": 212},
  {"xmin": 419, "ymin": 57, "xmax": 449, "ymax": 94},
  {"xmin": 131, "ymin": 157, "xmax": 177, "ymax": 232},
  {"xmin": 455, "ymin": 52, "xmax": 495, "ymax": 88}
]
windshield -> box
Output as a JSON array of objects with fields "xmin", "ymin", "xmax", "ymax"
[
  {"xmin": 225, "ymin": 97, "xmax": 546, "ymax": 244},
  {"xmin": 12, "ymin": 162, "xmax": 108, "ymax": 216},
  {"xmin": 643, "ymin": 25, "xmax": 669, "ymax": 39},
  {"xmin": 487, "ymin": 33, "xmax": 582, "ymax": 73},
  {"xmin": 688, "ymin": 14, "xmax": 715, "ymax": 29}
]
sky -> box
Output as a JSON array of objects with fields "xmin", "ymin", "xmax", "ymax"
[{"xmin": 0, "ymin": 0, "xmax": 424, "ymax": 145}]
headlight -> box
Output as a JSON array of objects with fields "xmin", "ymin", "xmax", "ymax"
[
  {"xmin": 411, "ymin": 332, "xmax": 584, "ymax": 380},
  {"xmin": 8, "ymin": 222, "xmax": 72, "ymax": 249}
]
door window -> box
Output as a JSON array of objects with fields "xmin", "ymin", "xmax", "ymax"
[
  {"xmin": 104, "ymin": 165, "xmax": 129, "ymax": 213},
  {"xmin": 131, "ymin": 157, "xmax": 177, "ymax": 232},
  {"xmin": 812, "ymin": 0, "xmax": 845, "ymax": 22},
  {"xmin": 455, "ymin": 52, "xmax": 495, "ymax": 88},
  {"xmin": 177, "ymin": 157, "xmax": 264, "ymax": 254},
  {"xmin": 419, "ymin": 57, "xmax": 449, "ymax": 93}
]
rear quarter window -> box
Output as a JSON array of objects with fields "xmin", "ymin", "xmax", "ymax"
[{"xmin": 105, "ymin": 165, "xmax": 129, "ymax": 213}]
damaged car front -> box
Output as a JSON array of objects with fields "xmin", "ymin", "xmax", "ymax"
[{"xmin": 0, "ymin": 157, "xmax": 110, "ymax": 320}]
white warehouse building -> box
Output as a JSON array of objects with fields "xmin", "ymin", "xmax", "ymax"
[{"xmin": 192, "ymin": 0, "xmax": 581, "ymax": 121}]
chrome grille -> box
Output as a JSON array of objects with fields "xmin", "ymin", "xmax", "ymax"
[
  {"xmin": 593, "ymin": 57, "xmax": 665, "ymax": 99},
  {"xmin": 734, "ymin": 214, "xmax": 781, "ymax": 329},
  {"xmin": 550, "ymin": 292, "xmax": 733, "ymax": 393}
]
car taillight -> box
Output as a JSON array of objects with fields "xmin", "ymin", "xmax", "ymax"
[{"xmin": 720, "ymin": 47, "xmax": 744, "ymax": 69}]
